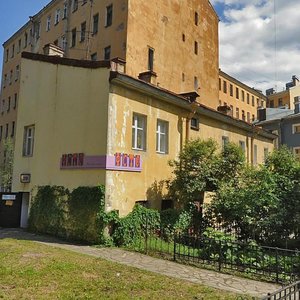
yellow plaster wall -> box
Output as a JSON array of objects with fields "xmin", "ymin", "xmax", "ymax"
[
  {"xmin": 105, "ymin": 84, "xmax": 189, "ymax": 215},
  {"xmin": 126, "ymin": 0, "xmax": 219, "ymax": 107},
  {"xmin": 190, "ymin": 114, "xmax": 274, "ymax": 165},
  {"xmin": 12, "ymin": 58, "xmax": 110, "ymax": 193}
]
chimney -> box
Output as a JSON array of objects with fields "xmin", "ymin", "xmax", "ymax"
[
  {"xmin": 257, "ymin": 107, "xmax": 266, "ymax": 122},
  {"xmin": 43, "ymin": 43, "xmax": 64, "ymax": 57},
  {"xmin": 138, "ymin": 71, "xmax": 157, "ymax": 85},
  {"xmin": 266, "ymin": 88, "xmax": 275, "ymax": 96},
  {"xmin": 217, "ymin": 105, "xmax": 232, "ymax": 116},
  {"xmin": 110, "ymin": 57, "xmax": 126, "ymax": 74},
  {"xmin": 295, "ymin": 96, "xmax": 300, "ymax": 114},
  {"xmin": 293, "ymin": 75, "xmax": 299, "ymax": 86}
]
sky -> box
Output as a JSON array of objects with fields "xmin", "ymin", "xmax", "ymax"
[{"xmin": 1, "ymin": 0, "xmax": 300, "ymax": 94}]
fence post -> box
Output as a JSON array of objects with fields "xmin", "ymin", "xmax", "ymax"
[
  {"xmin": 218, "ymin": 239, "xmax": 222, "ymax": 272},
  {"xmin": 275, "ymin": 247, "xmax": 279, "ymax": 283},
  {"xmin": 145, "ymin": 215, "xmax": 148, "ymax": 254},
  {"xmin": 173, "ymin": 233, "xmax": 177, "ymax": 262}
]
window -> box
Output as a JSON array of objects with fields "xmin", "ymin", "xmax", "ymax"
[
  {"xmin": 278, "ymin": 98, "xmax": 283, "ymax": 107},
  {"xmin": 292, "ymin": 123, "xmax": 300, "ymax": 134},
  {"xmin": 11, "ymin": 121, "xmax": 15, "ymax": 137},
  {"xmin": 222, "ymin": 136, "xmax": 229, "ymax": 149},
  {"xmin": 18, "ymin": 39, "xmax": 21, "ymax": 53},
  {"xmin": 93, "ymin": 13, "xmax": 99, "ymax": 34},
  {"xmin": 80, "ymin": 22, "xmax": 86, "ymax": 42},
  {"xmin": 182, "ymin": 33, "xmax": 185, "ymax": 42},
  {"xmin": 148, "ymin": 47, "xmax": 154, "ymax": 71},
  {"xmin": 9, "ymin": 70, "xmax": 13, "ymax": 85},
  {"xmin": 73, "ymin": 0, "xmax": 78, "ymax": 12},
  {"xmin": 23, "ymin": 125, "xmax": 35, "ymax": 156},
  {"xmin": 7, "ymin": 97, "xmax": 10, "ymax": 112},
  {"xmin": 46, "ymin": 16, "xmax": 51, "ymax": 32},
  {"xmin": 0, "ymin": 126, "xmax": 2, "ymax": 140},
  {"xmin": 35, "ymin": 22, "xmax": 41, "ymax": 40},
  {"xmin": 55, "ymin": 9, "xmax": 60, "ymax": 25},
  {"xmin": 247, "ymin": 112, "xmax": 250, "ymax": 122},
  {"xmin": 132, "ymin": 114, "xmax": 147, "ymax": 151},
  {"xmin": 191, "ymin": 117, "xmax": 199, "ymax": 130},
  {"xmin": 156, "ymin": 120, "xmax": 169, "ymax": 154},
  {"xmin": 219, "ymin": 78, "xmax": 221, "ymax": 91},
  {"xmin": 270, "ymin": 100, "xmax": 274, "ymax": 108},
  {"xmin": 11, "ymin": 45, "xmax": 15, "ymax": 58},
  {"xmin": 2, "ymin": 99, "xmax": 5, "ymax": 113},
  {"xmin": 294, "ymin": 147, "xmax": 300, "ymax": 159},
  {"xmin": 3, "ymin": 74, "xmax": 7, "ymax": 88},
  {"xmin": 253, "ymin": 145, "xmax": 258, "ymax": 165},
  {"xmin": 230, "ymin": 84, "xmax": 233, "ymax": 96},
  {"xmin": 91, "ymin": 53, "xmax": 97, "ymax": 61},
  {"xmin": 236, "ymin": 87, "xmax": 239, "ymax": 99},
  {"xmin": 242, "ymin": 110, "xmax": 245, "ymax": 121},
  {"xmin": 236, "ymin": 107, "xmax": 239, "ymax": 119},
  {"xmin": 61, "ymin": 35, "xmax": 67, "ymax": 50},
  {"xmin": 24, "ymin": 32, "xmax": 28, "ymax": 48},
  {"xmin": 71, "ymin": 28, "xmax": 76, "ymax": 47},
  {"xmin": 242, "ymin": 90, "xmax": 245, "ymax": 102},
  {"xmin": 247, "ymin": 93, "xmax": 249, "ymax": 104},
  {"xmin": 182, "ymin": 73, "xmax": 185, "ymax": 82},
  {"xmin": 104, "ymin": 46, "xmax": 111, "ymax": 60},
  {"xmin": 252, "ymin": 96, "xmax": 254, "ymax": 106},
  {"xmin": 14, "ymin": 93, "xmax": 17, "ymax": 109},
  {"xmin": 63, "ymin": 2, "xmax": 68, "ymax": 19},
  {"xmin": 194, "ymin": 41, "xmax": 198, "ymax": 55},
  {"xmin": 15, "ymin": 65, "xmax": 20, "ymax": 81},
  {"xmin": 194, "ymin": 76, "xmax": 198, "ymax": 90},
  {"xmin": 5, "ymin": 124, "xmax": 8, "ymax": 139},
  {"xmin": 106, "ymin": 4, "xmax": 113, "ymax": 27},
  {"xmin": 195, "ymin": 12, "xmax": 199, "ymax": 25},
  {"xmin": 223, "ymin": 81, "xmax": 227, "ymax": 93},
  {"xmin": 239, "ymin": 140, "xmax": 246, "ymax": 153},
  {"xmin": 252, "ymin": 114, "xmax": 255, "ymax": 121}
]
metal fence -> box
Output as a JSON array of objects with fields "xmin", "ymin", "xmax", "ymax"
[
  {"xmin": 174, "ymin": 233, "xmax": 300, "ymax": 284},
  {"xmin": 129, "ymin": 224, "xmax": 300, "ymax": 284},
  {"xmin": 262, "ymin": 281, "xmax": 300, "ymax": 300}
]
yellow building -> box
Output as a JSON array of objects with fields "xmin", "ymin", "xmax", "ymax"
[
  {"xmin": 12, "ymin": 53, "xmax": 275, "ymax": 222},
  {"xmin": 266, "ymin": 76, "xmax": 300, "ymax": 110},
  {"xmin": 219, "ymin": 70, "xmax": 267, "ymax": 123},
  {"xmin": 1, "ymin": 0, "xmax": 219, "ymax": 171}
]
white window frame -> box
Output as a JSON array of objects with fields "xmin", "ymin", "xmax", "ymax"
[
  {"xmin": 293, "ymin": 147, "xmax": 300, "ymax": 159},
  {"xmin": 156, "ymin": 120, "xmax": 169, "ymax": 154},
  {"xmin": 55, "ymin": 9, "xmax": 60, "ymax": 25},
  {"xmin": 132, "ymin": 113, "xmax": 147, "ymax": 151},
  {"xmin": 46, "ymin": 16, "xmax": 51, "ymax": 31},
  {"xmin": 292, "ymin": 123, "xmax": 300, "ymax": 134},
  {"xmin": 15, "ymin": 65, "xmax": 20, "ymax": 81},
  {"xmin": 23, "ymin": 125, "xmax": 35, "ymax": 157},
  {"xmin": 63, "ymin": 2, "xmax": 68, "ymax": 19}
]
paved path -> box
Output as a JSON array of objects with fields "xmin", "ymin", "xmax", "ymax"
[{"xmin": 0, "ymin": 228, "xmax": 280, "ymax": 298}]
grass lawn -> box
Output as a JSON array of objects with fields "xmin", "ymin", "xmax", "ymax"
[{"xmin": 0, "ymin": 239, "xmax": 246, "ymax": 300}]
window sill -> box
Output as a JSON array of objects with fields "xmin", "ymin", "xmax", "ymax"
[
  {"xmin": 132, "ymin": 148, "xmax": 146, "ymax": 152},
  {"xmin": 156, "ymin": 151, "xmax": 168, "ymax": 155},
  {"xmin": 191, "ymin": 126, "xmax": 199, "ymax": 131}
]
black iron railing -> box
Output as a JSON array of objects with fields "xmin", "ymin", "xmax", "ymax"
[{"xmin": 262, "ymin": 280, "xmax": 300, "ymax": 300}]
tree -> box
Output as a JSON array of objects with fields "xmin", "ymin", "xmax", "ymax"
[{"xmin": 0, "ymin": 138, "xmax": 14, "ymax": 192}]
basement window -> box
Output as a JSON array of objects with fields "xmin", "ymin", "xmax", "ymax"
[{"xmin": 191, "ymin": 118, "xmax": 199, "ymax": 131}]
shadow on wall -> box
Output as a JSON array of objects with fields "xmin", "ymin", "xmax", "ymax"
[{"xmin": 146, "ymin": 180, "xmax": 168, "ymax": 210}]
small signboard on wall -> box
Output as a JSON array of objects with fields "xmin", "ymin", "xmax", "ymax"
[
  {"xmin": 2, "ymin": 194, "xmax": 16, "ymax": 201},
  {"xmin": 20, "ymin": 174, "xmax": 31, "ymax": 183}
]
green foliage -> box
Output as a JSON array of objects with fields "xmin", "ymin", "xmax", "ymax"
[
  {"xmin": 112, "ymin": 205, "xmax": 160, "ymax": 247},
  {"xmin": 207, "ymin": 146, "xmax": 300, "ymax": 246},
  {"xmin": 168, "ymin": 139, "xmax": 218, "ymax": 206},
  {"xmin": 28, "ymin": 185, "xmax": 105, "ymax": 243},
  {"xmin": 0, "ymin": 138, "xmax": 14, "ymax": 191}
]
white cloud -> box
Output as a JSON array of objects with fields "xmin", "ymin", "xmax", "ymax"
[{"xmin": 214, "ymin": 0, "xmax": 300, "ymax": 94}]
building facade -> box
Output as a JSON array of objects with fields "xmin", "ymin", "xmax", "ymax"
[
  {"xmin": 12, "ymin": 53, "xmax": 275, "ymax": 223},
  {"xmin": 1, "ymin": 0, "xmax": 219, "ymax": 169},
  {"xmin": 257, "ymin": 105, "xmax": 300, "ymax": 159},
  {"xmin": 266, "ymin": 76, "xmax": 300, "ymax": 110},
  {"xmin": 218, "ymin": 70, "xmax": 266, "ymax": 123}
]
